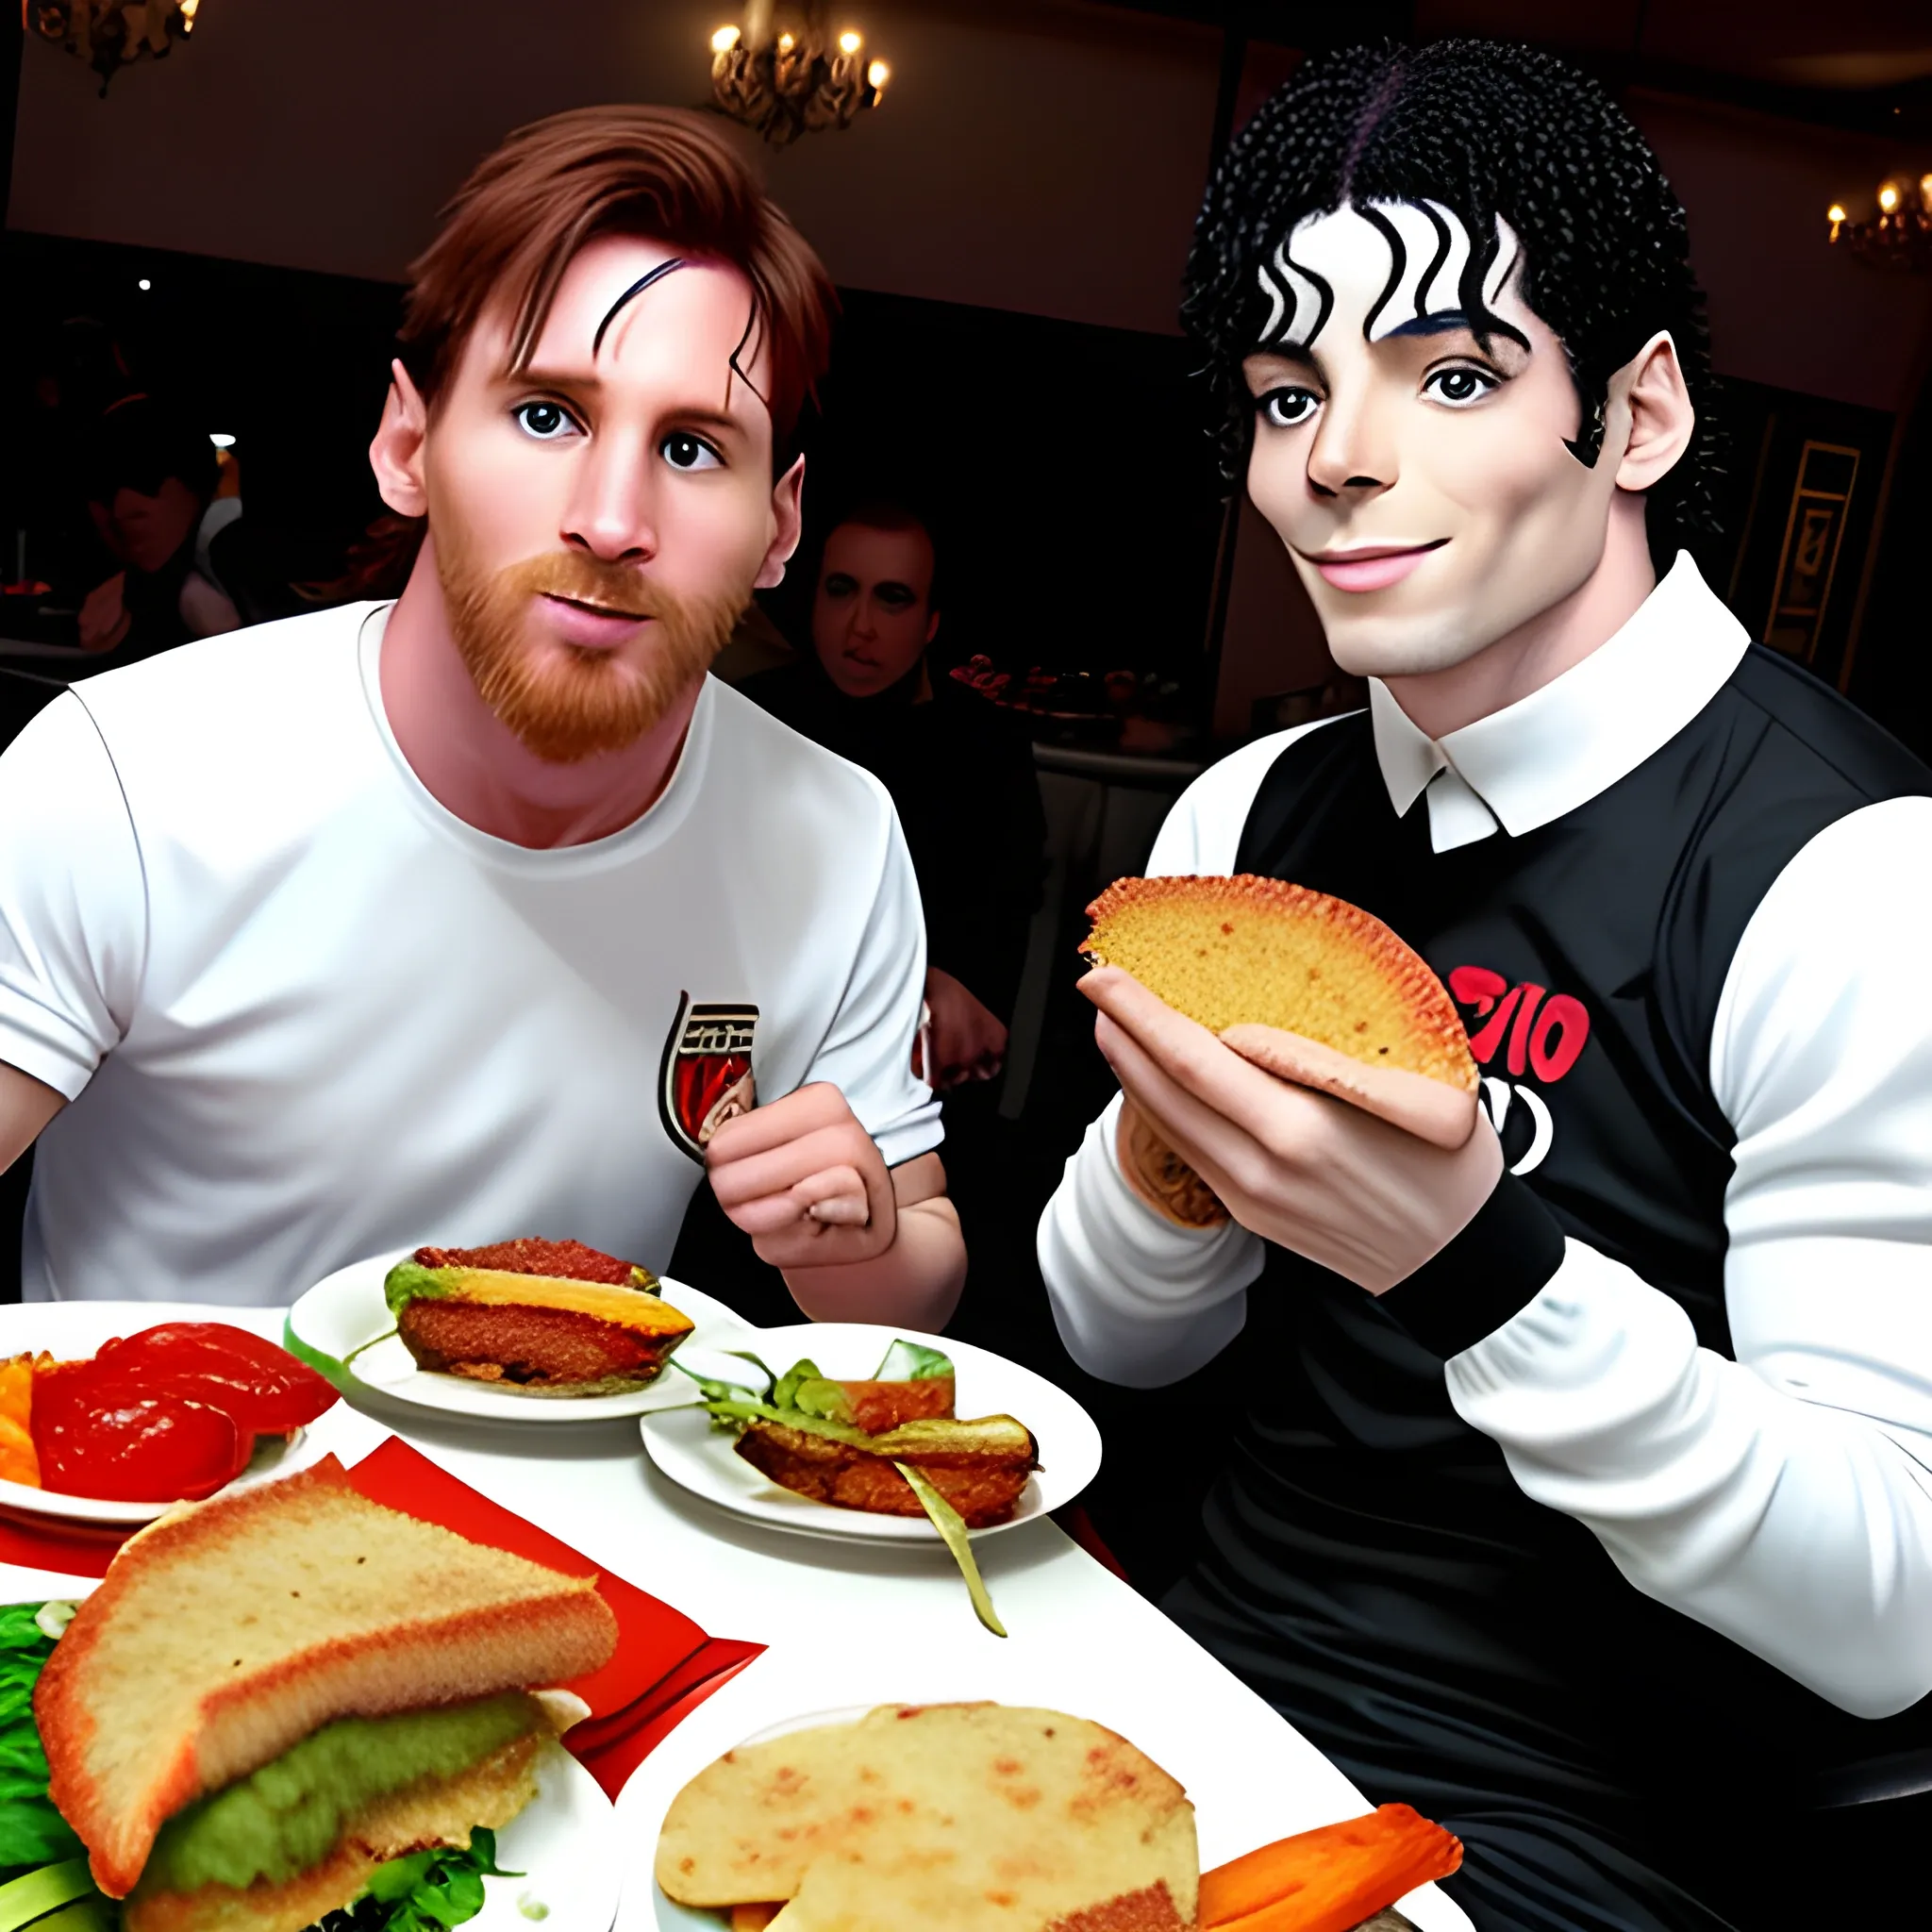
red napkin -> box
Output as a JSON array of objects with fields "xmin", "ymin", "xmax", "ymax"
[{"xmin": 1, "ymin": 1435, "xmax": 762, "ymax": 1793}]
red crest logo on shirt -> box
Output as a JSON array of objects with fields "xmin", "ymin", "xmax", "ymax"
[{"xmin": 658, "ymin": 992, "xmax": 759, "ymax": 1164}]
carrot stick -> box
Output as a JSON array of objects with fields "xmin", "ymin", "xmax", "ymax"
[
  {"xmin": 0, "ymin": 1355, "xmax": 40, "ymax": 1487},
  {"xmin": 1200, "ymin": 1804, "xmax": 1463, "ymax": 1932}
]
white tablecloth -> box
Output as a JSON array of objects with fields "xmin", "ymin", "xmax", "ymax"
[{"xmin": 0, "ymin": 1301, "xmax": 1473, "ymax": 1932}]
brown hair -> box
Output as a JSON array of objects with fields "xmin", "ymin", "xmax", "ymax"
[{"xmin": 311, "ymin": 105, "xmax": 836, "ymax": 604}]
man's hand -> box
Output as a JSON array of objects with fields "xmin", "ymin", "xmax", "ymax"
[
  {"xmin": 1082, "ymin": 967, "xmax": 1501, "ymax": 1292},
  {"xmin": 917, "ymin": 966, "xmax": 1007, "ymax": 1091},
  {"xmin": 707, "ymin": 1084, "xmax": 967, "ymax": 1329},
  {"xmin": 706, "ymin": 1081, "xmax": 895, "ymax": 1270},
  {"xmin": 78, "ymin": 574, "xmax": 130, "ymax": 654}
]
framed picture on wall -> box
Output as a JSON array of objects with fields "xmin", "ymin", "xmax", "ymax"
[{"xmin": 1704, "ymin": 379, "xmax": 1895, "ymax": 692}]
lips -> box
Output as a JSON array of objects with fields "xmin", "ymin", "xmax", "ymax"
[
  {"xmin": 1306, "ymin": 541, "xmax": 1447, "ymax": 594},
  {"xmin": 538, "ymin": 591, "xmax": 654, "ymax": 651}
]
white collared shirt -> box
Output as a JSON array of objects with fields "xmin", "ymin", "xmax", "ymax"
[{"xmin": 1038, "ymin": 554, "xmax": 1932, "ymax": 1721}]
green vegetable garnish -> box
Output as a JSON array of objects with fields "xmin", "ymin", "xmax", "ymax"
[
  {"xmin": 280, "ymin": 1316, "xmax": 348, "ymax": 1385},
  {"xmin": 873, "ymin": 1339, "xmax": 954, "ymax": 1382},
  {"xmin": 770, "ymin": 1357, "xmax": 824, "ymax": 1411},
  {"xmin": 893, "ymin": 1463, "xmax": 1007, "ymax": 1638},
  {"xmin": 354, "ymin": 1828, "xmax": 521, "ymax": 1932},
  {"xmin": 382, "ymin": 1260, "xmax": 450, "ymax": 1317},
  {"xmin": 0, "ymin": 1607, "xmax": 84, "ymax": 1877},
  {"xmin": 0, "ymin": 1857, "xmax": 98, "ymax": 1931},
  {"xmin": 787, "ymin": 1377, "xmax": 855, "ymax": 1424}
]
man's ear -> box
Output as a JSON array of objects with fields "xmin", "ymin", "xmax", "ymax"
[
  {"xmin": 755, "ymin": 453, "xmax": 807, "ymax": 591},
  {"xmin": 369, "ymin": 358, "xmax": 430, "ymax": 518},
  {"xmin": 1612, "ymin": 330, "xmax": 1694, "ymax": 495},
  {"xmin": 924, "ymin": 608, "xmax": 941, "ymax": 647}
]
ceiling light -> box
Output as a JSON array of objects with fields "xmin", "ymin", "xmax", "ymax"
[{"xmin": 708, "ymin": 5, "xmax": 890, "ymax": 145}]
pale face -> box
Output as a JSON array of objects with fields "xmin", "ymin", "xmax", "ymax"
[
  {"xmin": 812, "ymin": 521, "xmax": 939, "ymax": 698},
  {"xmin": 94, "ymin": 477, "xmax": 201, "ymax": 575},
  {"xmin": 418, "ymin": 234, "xmax": 798, "ymax": 761},
  {"xmin": 1241, "ymin": 202, "xmax": 1624, "ymax": 681}
]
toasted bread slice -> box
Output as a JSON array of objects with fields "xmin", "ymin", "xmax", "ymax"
[
  {"xmin": 36, "ymin": 1456, "xmax": 616, "ymax": 1897},
  {"xmin": 122, "ymin": 1728, "xmax": 546, "ymax": 1932},
  {"xmin": 735, "ymin": 1416, "xmax": 1038, "ymax": 1528}
]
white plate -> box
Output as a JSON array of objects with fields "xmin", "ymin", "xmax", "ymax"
[
  {"xmin": 619, "ymin": 1654, "xmax": 1472, "ymax": 1932},
  {"xmin": 483, "ymin": 1743, "xmax": 623, "ymax": 1931},
  {"xmin": 286, "ymin": 1249, "xmax": 757, "ymax": 1424},
  {"xmin": 0, "ymin": 1301, "xmax": 336, "ymax": 1527},
  {"xmin": 639, "ymin": 1318, "xmax": 1102, "ymax": 1542}
]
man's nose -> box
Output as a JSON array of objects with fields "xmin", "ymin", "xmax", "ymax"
[
  {"xmin": 560, "ymin": 430, "xmax": 658, "ymax": 563},
  {"xmin": 1306, "ymin": 387, "xmax": 1396, "ymax": 501}
]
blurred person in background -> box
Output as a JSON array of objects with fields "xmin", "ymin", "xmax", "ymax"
[
  {"xmin": 743, "ymin": 499, "xmax": 1047, "ymax": 1091},
  {"xmin": 76, "ymin": 394, "xmax": 244, "ymax": 662}
]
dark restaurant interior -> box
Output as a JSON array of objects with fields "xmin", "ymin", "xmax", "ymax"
[
  {"xmin": 4, "ymin": 0, "xmax": 1932, "ymax": 1916},
  {"xmin": 6, "ymin": 0, "xmax": 1932, "ymax": 1507}
]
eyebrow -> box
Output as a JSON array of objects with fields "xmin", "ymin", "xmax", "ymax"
[
  {"xmin": 1386, "ymin": 308, "xmax": 1532, "ymax": 352},
  {"xmin": 591, "ymin": 258, "xmax": 686, "ymax": 356}
]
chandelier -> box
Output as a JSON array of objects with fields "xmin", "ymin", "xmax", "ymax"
[
  {"xmin": 1826, "ymin": 174, "xmax": 1932, "ymax": 272},
  {"xmin": 23, "ymin": 0, "xmax": 199, "ymax": 94},
  {"xmin": 708, "ymin": 0, "xmax": 888, "ymax": 147}
]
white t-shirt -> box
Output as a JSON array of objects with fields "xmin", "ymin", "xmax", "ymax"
[{"xmin": 0, "ymin": 601, "xmax": 941, "ymax": 1303}]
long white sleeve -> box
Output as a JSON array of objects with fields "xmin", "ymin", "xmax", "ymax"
[
  {"xmin": 1444, "ymin": 797, "xmax": 1932, "ymax": 1718},
  {"xmin": 1037, "ymin": 728, "xmax": 1324, "ymax": 1386}
]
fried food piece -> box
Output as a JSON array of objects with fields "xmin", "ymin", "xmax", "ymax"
[
  {"xmin": 411, "ymin": 1238, "xmax": 651, "ymax": 1287},
  {"xmin": 1083, "ymin": 875, "xmax": 1479, "ymax": 1222},
  {"xmin": 735, "ymin": 1415, "xmax": 1037, "ymax": 1528},
  {"xmin": 386, "ymin": 1257, "xmax": 691, "ymax": 1396}
]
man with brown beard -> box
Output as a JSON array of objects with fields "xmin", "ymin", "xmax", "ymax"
[{"xmin": 0, "ymin": 108, "xmax": 965, "ymax": 1328}]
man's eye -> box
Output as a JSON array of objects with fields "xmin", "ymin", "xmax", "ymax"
[
  {"xmin": 662, "ymin": 433, "xmax": 723, "ymax": 473},
  {"xmin": 1257, "ymin": 388, "xmax": 1319, "ymax": 429},
  {"xmin": 512, "ymin": 401, "xmax": 577, "ymax": 441},
  {"xmin": 1423, "ymin": 367, "xmax": 1499, "ymax": 408}
]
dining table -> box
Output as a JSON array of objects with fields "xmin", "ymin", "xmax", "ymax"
[{"xmin": 0, "ymin": 1296, "xmax": 1475, "ymax": 1932}]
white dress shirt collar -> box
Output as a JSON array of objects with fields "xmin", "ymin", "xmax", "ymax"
[{"xmin": 1367, "ymin": 553, "xmax": 1752, "ymax": 853}]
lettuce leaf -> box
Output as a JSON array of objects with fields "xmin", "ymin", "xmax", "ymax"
[
  {"xmin": 0, "ymin": 1606, "xmax": 83, "ymax": 1878},
  {"xmin": 308, "ymin": 1829, "xmax": 520, "ymax": 1931},
  {"xmin": 872, "ymin": 1339, "xmax": 954, "ymax": 1382}
]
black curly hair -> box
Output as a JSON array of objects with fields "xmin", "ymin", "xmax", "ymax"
[{"xmin": 1183, "ymin": 40, "xmax": 1723, "ymax": 548}]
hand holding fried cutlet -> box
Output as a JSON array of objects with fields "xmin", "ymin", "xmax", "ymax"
[
  {"xmin": 1081, "ymin": 966, "xmax": 1499, "ymax": 1298},
  {"xmin": 1084, "ymin": 967, "xmax": 1502, "ymax": 1293},
  {"xmin": 1080, "ymin": 875, "xmax": 1498, "ymax": 1292}
]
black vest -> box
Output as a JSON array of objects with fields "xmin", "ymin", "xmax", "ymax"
[{"xmin": 1195, "ymin": 646, "xmax": 1932, "ymax": 1802}]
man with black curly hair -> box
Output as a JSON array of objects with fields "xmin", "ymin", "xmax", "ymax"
[{"xmin": 1040, "ymin": 40, "xmax": 1932, "ymax": 1932}]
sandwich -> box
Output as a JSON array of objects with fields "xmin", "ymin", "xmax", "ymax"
[
  {"xmin": 384, "ymin": 1236, "xmax": 693, "ymax": 1396},
  {"xmin": 34, "ymin": 1456, "xmax": 617, "ymax": 1932},
  {"xmin": 700, "ymin": 1341, "xmax": 1039, "ymax": 1530},
  {"xmin": 655, "ymin": 1702, "xmax": 1198, "ymax": 1932},
  {"xmin": 1082, "ymin": 874, "xmax": 1479, "ymax": 1225}
]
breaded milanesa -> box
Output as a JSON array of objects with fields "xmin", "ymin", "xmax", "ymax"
[
  {"xmin": 1083, "ymin": 874, "xmax": 1478, "ymax": 1182},
  {"xmin": 735, "ymin": 1415, "xmax": 1037, "ymax": 1527}
]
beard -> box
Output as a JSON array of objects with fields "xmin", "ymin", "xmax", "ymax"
[{"xmin": 436, "ymin": 541, "xmax": 748, "ymax": 764}]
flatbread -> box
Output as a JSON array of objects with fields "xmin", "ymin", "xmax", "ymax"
[{"xmin": 655, "ymin": 1703, "xmax": 1197, "ymax": 1932}]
